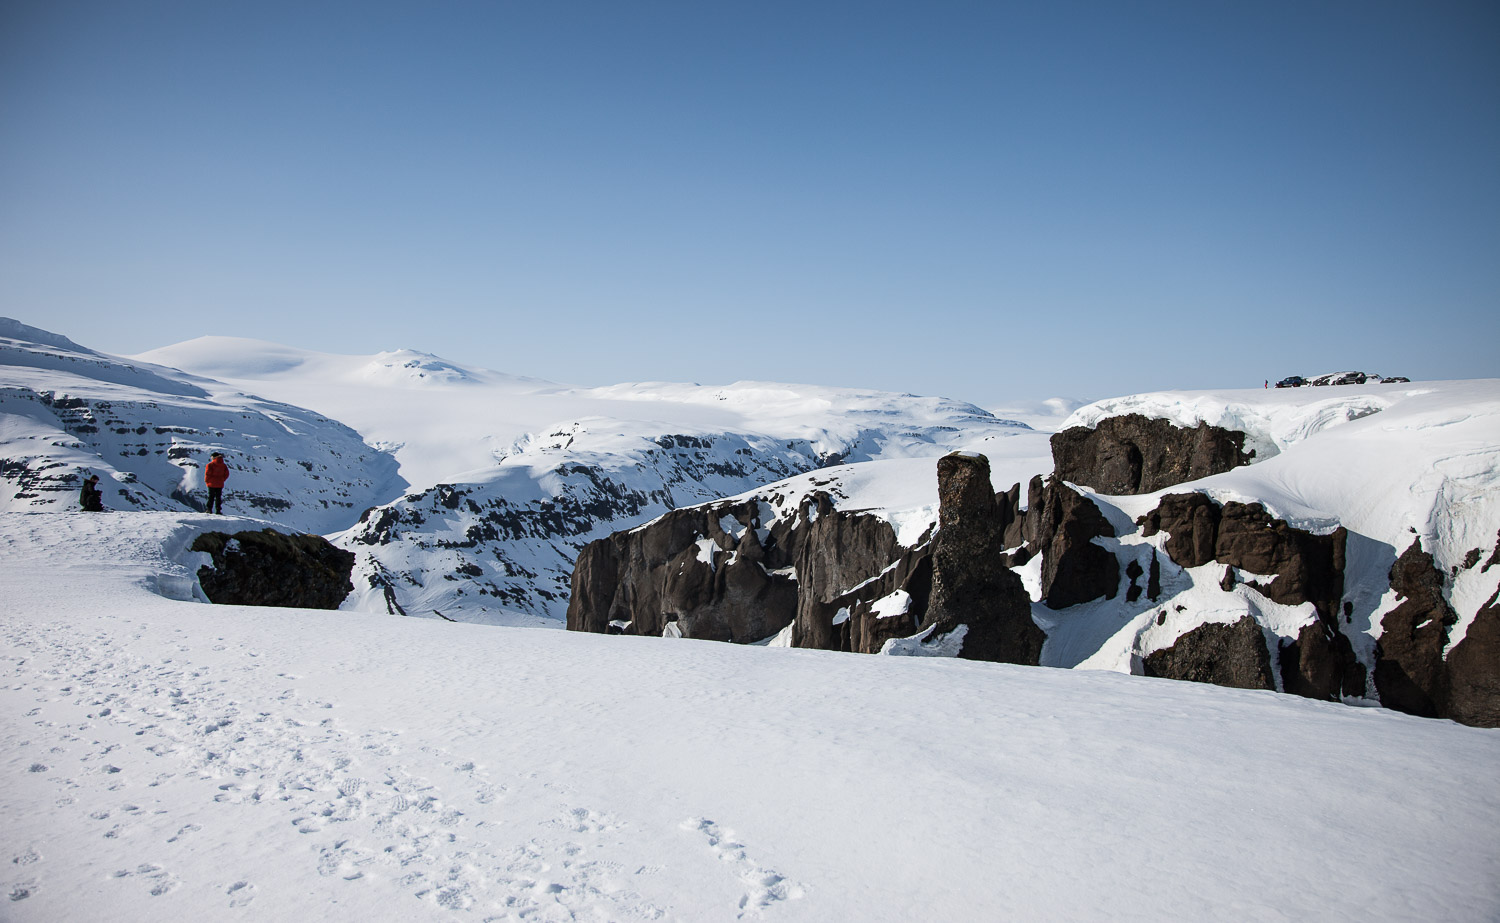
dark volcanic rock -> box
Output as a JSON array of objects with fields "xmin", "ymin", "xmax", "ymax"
[
  {"xmin": 567, "ymin": 499, "xmax": 799, "ymax": 643},
  {"xmin": 1141, "ymin": 495, "xmax": 1347, "ymax": 621},
  {"xmin": 1142, "ymin": 616, "xmax": 1275, "ymax": 690},
  {"xmin": 1446, "ymin": 587, "xmax": 1500, "ymax": 728},
  {"xmin": 192, "ymin": 530, "xmax": 355, "ymax": 609},
  {"xmin": 1022, "ymin": 476, "xmax": 1119, "ymax": 609},
  {"xmin": 921, "ymin": 454, "xmax": 1042, "ymax": 664},
  {"xmin": 1371, "ymin": 535, "xmax": 1500, "ymax": 727},
  {"xmin": 1140, "ymin": 492, "xmax": 1220, "ymax": 568},
  {"xmin": 792, "ymin": 496, "xmax": 921, "ymax": 653},
  {"xmin": 1278, "ymin": 620, "xmax": 1364, "ymax": 701},
  {"xmin": 1051, "ymin": 414, "xmax": 1253, "ymax": 495},
  {"xmin": 1139, "ymin": 492, "xmax": 1362, "ymax": 700},
  {"xmin": 1373, "ymin": 539, "xmax": 1458, "ymax": 719}
]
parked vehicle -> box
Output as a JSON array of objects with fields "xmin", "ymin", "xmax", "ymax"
[
  {"xmin": 1310, "ymin": 371, "xmax": 1367, "ymax": 386},
  {"xmin": 1275, "ymin": 376, "xmax": 1307, "ymax": 388}
]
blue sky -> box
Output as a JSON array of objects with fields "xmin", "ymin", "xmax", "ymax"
[{"xmin": 3, "ymin": 1, "xmax": 1496, "ymax": 406}]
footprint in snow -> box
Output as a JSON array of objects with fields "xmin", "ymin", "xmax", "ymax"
[{"xmin": 683, "ymin": 817, "xmax": 805, "ymax": 918}]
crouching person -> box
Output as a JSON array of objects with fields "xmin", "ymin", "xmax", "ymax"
[{"xmin": 80, "ymin": 474, "xmax": 104, "ymax": 512}]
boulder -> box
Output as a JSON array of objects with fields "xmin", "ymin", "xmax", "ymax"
[
  {"xmin": 1142, "ymin": 616, "xmax": 1275, "ymax": 690},
  {"xmin": 192, "ymin": 529, "xmax": 355, "ymax": 610},
  {"xmin": 1051, "ymin": 414, "xmax": 1253, "ymax": 495}
]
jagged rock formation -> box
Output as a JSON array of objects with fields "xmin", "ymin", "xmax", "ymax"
[
  {"xmin": 569, "ymin": 453, "xmax": 1047, "ymax": 663},
  {"xmin": 568, "ymin": 497, "xmax": 800, "ymax": 642},
  {"xmin": 1374, "ymin": 536, "xmax": 1500, "ymax": 726},
  {"xmin": 1142, "ymin": 616, "xmax": 1275, "ymax": 690},
  {"xmin": 1016, "ymin": 475, "xmax": 1119, "ymax": 608},
  {"xmin": 564, "ymin": 394, "xmax": 1499, "ymax": 729},
  {"xmin": 788, "ymin": 495, "xmax": 928, "ymax": 654},
  {"xmin": 1139, "ymin": 493, "xmax": 1363, "ymax": 700},
  {"xmin": 192, "ymin": 529, "xmax": 355, "ymax": 609},
  {"xmin": 1051, "ymin": 414, "xmax": 1252, "ymax": 494},
  {"xmin": 345, "ymin": 432, "xmax": 901, "ymax": 622},
  {"xmin": 920, "ymin": 454, "xmax": 1042, "ymax": 663}
]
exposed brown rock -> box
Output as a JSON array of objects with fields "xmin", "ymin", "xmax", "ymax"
[
  {"xmin": 1051, "ymin": 414, "xmax": 1253, "ymax": 495},
  {"xmin": 1373, "ymin": 539, "xmax": 1457, "ymax": 718},
  {"xmin": 192, "ymin": 529, "xmax": 355, "ymax": 610},
  {"xmin": 921, "ymin": 454, "xmax": 1042, "ymax": 663},
  {"xmin": 566, "ymin": 499, "xmax": 799, "ymax": 642},
  {"xmin": 1446, "ymin": 587, "xmax": 1500, "ymax": 727},
  {"xmin": 1142, "ymin": 616, "xmax": 1275, "ymax": 690},
  {"xmin": 1138, "ymin": 493, "xmax": 1361, "ymax": 700}
]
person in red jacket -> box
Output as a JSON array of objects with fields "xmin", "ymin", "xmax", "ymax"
[{"xmin": 205, "ymin": 451, "xmax": 229, "ymax": 514}]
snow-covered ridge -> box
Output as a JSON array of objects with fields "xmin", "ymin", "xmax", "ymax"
[
  {"xmin": 1, "ymin": 320, "xmax": 405, "ymax": 534},
  {"xmin": 1059, "ymin": 384, "xmax": 1417, "ymax": 460},
  {"xmin": 133, "ymin": 331, "xmax": 1042, "ymax": 625}
]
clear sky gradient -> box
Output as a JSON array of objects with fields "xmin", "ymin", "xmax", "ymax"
[{"xmin": 3, "ymin": 1, "xmax": 1497, "ymax": 407}]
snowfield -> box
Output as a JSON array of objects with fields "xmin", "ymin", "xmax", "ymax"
[{"xmin": 4, "ymin": 511, "xmax": 1499, "ymax": 921}]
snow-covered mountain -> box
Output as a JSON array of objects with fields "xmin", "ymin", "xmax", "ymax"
[
  {"xmin": 137, "ymin": 334, "xmax": 1044, "ymax": 625},
  {"xmin": 3, "ymin": 319, "xmax": 1498, "ymax": 917},
  {"xmin": 0, "ymin": 318, "xmax": 403, "ymax": 534}
]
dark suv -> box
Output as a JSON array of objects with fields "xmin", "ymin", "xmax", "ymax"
[{"xmin": 1275, "ymin": 376, "xmax": 1307, "ymax": 388}]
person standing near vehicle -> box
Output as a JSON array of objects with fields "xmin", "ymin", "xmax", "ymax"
[{"xmin": 205, "ymin": 451, "xmax": 229, "ymax": 514}]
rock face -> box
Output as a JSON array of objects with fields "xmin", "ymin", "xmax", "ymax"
[
  {"xmin": 1446, "ymin": 589, "xmax": 1500, "ymax": 728},
  {"xmin": 569, "ymin": 454, "xmax": 1044, "ymax": 664},
  {"xmin": 567, "ymin": 498, "xmax": 800, "ymax": 643},
  {"xmin": 192, "ymin": 530, "xmax": 355, "ymax": 609},
  {"xmin": 1051, "ymin": 414, "xmax": 1252, "ymax": 495},
  {"xmin": 920, "ymin": 454, "xmax": 1042, "ymax": 663},
  {"xmin": 789, "ymin": 496, "xmax": 927, "ymax": 654},
  {"xmin": 1019, "ymin": 475, "xmax": 1119, "ymax": 609},
  {"xmin": 1139, "ymin": 493, "xmax": 1363, "ymax": 700},
  {"xmin": 1373, "ymin": 537, "xmax": 1500, "ymax": 726},
  {"xmin": 1142, "ymin": 616, "xmax": 1275, "ymax": 690}
]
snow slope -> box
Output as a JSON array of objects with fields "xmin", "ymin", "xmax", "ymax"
[
  {"xmin": 0, "ymin": 319, "xmax": 404, "ymax": 534},
  {"xmin": 3, "ymin": 511, "xmax": 1498, "ymax": 921}
]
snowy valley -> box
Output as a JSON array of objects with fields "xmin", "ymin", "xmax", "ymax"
[{"xmin": 3, "ymin": 315, "xmax": 1499, "ymax": 920}]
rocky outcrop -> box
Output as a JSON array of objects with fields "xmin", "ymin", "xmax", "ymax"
[
  {"xmin": 1373, "ymin": 537, "xmax": 1500, "ymax": 726},
  {"xmin": 192, "ymin": 529, "xmax": 355, "ymax": 609},
  {"xmin": 569, "ymin": 453, "xmax": 1044, "ymax": 664},
  {"xmin": 790, "ymin": 496, "xmax": 927, "ymax": 653},
  {"xmin": 1051, "ymin": 414, "xmax": 1252, "ymax": 495},
  {"xmin": 567, "ymin": 498, "xmax": 800, "ymax": 643},
  {"xmin": 1142, "ymin": 616, "xmax": 1275, "ymax": 690},
  {"xmin": 1139, "ymin": 493, "xmax": 1363, "ymax": 700},
  {"xmin": 1446, "ymin": 589, "xmax": 1500, "ymax": 728},
  {"xmin": 1141, "ymin": 496, "xmax": 1346, "ymax": 619},
  {"xmin": 920, "ymin": 454, "xmax": 1041, "ymax": 663},
  {"xmin": 1020, "ymin": 475, "xmax": 1119, "ymax": 609}
]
